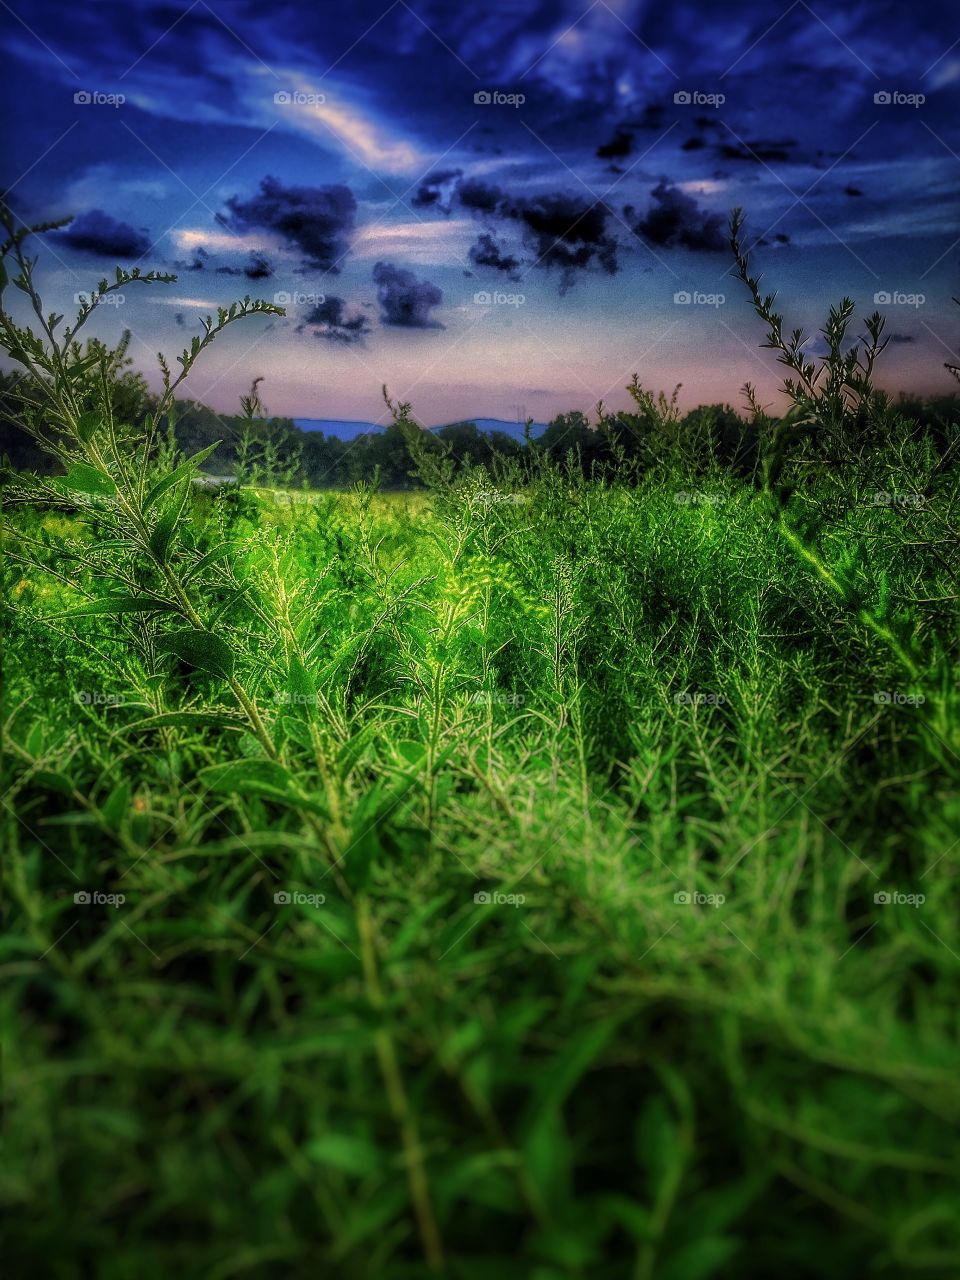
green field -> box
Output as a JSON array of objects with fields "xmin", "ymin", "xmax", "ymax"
[{"xmin": 3, "ymin": 206, "xmax": 960, "ymax": 1278}]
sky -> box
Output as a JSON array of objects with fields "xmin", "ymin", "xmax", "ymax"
[{"xmin": 1, "ymin": 0, "xmax": 958, "ymax": 425}]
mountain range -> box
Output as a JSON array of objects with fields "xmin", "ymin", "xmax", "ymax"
[{"xmin": 293, "ymin": 417, "xmax": 548, "ymax": 442}]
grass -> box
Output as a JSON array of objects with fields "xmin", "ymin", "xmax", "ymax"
[{"xmin": 2, "ymin": 203, "xmax": 960, "ymax": 1278}]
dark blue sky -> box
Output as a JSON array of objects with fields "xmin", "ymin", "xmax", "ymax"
[{"xmin": 2, "ymin": 0, "xmax": 958, "ymax": 422}]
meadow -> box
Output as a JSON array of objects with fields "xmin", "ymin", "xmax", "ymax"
[{"xmin": 3, "ymin": 203, "xmax": 960, "ymax": 1278}]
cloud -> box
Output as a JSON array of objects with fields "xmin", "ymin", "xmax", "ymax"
[
  {"xmin": 411, "ymin": 168, "xmax": 463, "ymax": 213},
  {"xmin": 512, "ymin": 193, "xmax": 618, "ymax": 287},
  {"xmin": 351, "ymin": 219, "xmax": 474, "ymax": 266},
  {"xmin": 222, "ymin": 176, "xmax": 356, "ymax": 272},
  {"xmin": 244, "ymin": 252, "xmax": 274, "ymax": 279},
  {"xmin": 176, "ymin": 247, "xmax": 210, "ymax": 271},
  {"xmin": 266, "ymin": 73, "xmax": 425, "ymax": 173},
  {"xmin": 715, "ymin": 138, "xmax": 797, "ymax": 163},
  {"xmin": 458, "ymin": 178, "xmax": 504, "ymax": 215},
  {"xmin": 155, "ymin": 297, "xmax": 219, "ymax": 309},
  {"xmin": 174, "ymin": 229, "xmax": 268, "ymax": 255},
  {"xmin": 469, "ymin": 232, "xmax": 520, "ymax": 277},
  {"xmin": 297, "ymin": 296, "xmax": 371, "ymax": 343},
  {"xmin": 215, "ymin": 252, "xmax": 275, "ymax": 279},
  {"xmin": 629, "ymin": 181, "xmax": 726, "ymax": 252},
  {"xmin": 596, "ymin": 129, "xmax": 633, "ymax": 159},
  {"xmin": 58, "ymin": 209, "xmax": 150, "ymax": 258},
  {"xmin": 456, "ymin": 179, "xmax": 619, "ymax": 290},
  {"xmin": 373, "ymin": 262, "xmax": 444, "ymax": 328}
]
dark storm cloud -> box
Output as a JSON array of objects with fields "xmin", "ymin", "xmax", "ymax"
[
  {"xmin": 458, "ymin": 178, "xmax": 504, "ymax": 215},
  {"xmin": 176, "ymin": 248, "xmax": 209, "ymax": 271},
  {"xmin": 215, "ymin": 252, "xmax": 275, "ymax": 280},
  {"xmin": 469, "ymin": 233, "xmax": 520, "ymax": 277},
  {"xmin": 629, "ymin": 181, "xmax": 726, "ymax": 253},
  {"xmin": 243, "ymin": 253, "xmax": 273, "ymax": 280},
  {"xmin": 222, "ymin": 177, "xmax": 356, "ymax": 272},
  {"xmin": 411, "ymin": 168, "xmax": 463, "ymax": 213},
  {"xmin": 513, "ymin": 193, "xmax": 618, "ymax": 288},
  {"xmin": 597, "ymin": 129, "xmax": 634, "ymax": 160},
  {"xmin": 456, "ymin": 179, "xmax": 619, "ymax": 290},
  {"xmin": 373, "ymin": 262, "xmax": 443, "ymax": 328},
  {"xmin": 297, "ymin": 296, "xmax": 371, "ymax": 343},
  {"xmin": 58, "ymin": 209, "xmax": 150, "ymax": 258},
  {"xmin": 715, "ymin": 139, "xmax": 798, "ymax": 164}
]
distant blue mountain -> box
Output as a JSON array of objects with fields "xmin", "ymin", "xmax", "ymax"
[
  {"xmin": 435, "ymin": 418, "xmax": 547, "ymax": 442},
  {"xmin": 294, "ymin": 416, "xmax": 547, "ymax": 442},
  {"xmin": 294, "ymin": 418, "xmax": 384, "ymax": 440}
]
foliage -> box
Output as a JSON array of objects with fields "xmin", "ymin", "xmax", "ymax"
[{"xmin": 2, "ymin": 206, "xmax": 960, "ymax": 1279}]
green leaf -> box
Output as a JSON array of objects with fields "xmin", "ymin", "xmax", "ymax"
[
  {"xmin": 522, "ymin": 1111, "xmax": 572, "ymax": 1215},
  {"xmin": 287, "ymin": 654, "xmax": 316, "ymax": 710},
  {"xmin": 198, "ymin": 759, "xmax": 292, "ymax": 794},
  {"xmin": 122, "ymin": 710, "xmax": 245, "ymax": 733},
  {"xmin": 143, "ymin": 442, "xmax": 219, "ymax": 513},
  {"xmin": 149, "ymin": 507, "xmax": 181, "ymax": 563},
  {"xmin": 183, "ymin": 542, "xmax": 235, "ymax": 581},
  {"xmin": 305, "ymin": 1133, "xmax": 383, "ymax": 1176},
  {"xmin": 75, "ymin": 410, "xmax": 100, "ymax": 443},
  {"xmin": 336, "ymin": 722, "xmax": 379, "ymax": 778},
  {"xmin": 55, "ymin": 595, "xmax": 180, "ymax": 619},
  {"xmin": 198, "ymin": 759, "xmax": 326, "ymax": 817},
  {"xmin": 198, "ymin": 760, "xmax": 328, "ymax": 816},
  {"xmin": 31, "ymin": 769, "xmax": 74, "ymax": 796},
  {"xmin": 100, "ymin": 781, "xmax": 129, "ymax": 832},
  {"xmin": 62, "ymin": 463, "xmax": 116, "ymax": 496},
  {"xmin": 528, "ymin": 1019, "xmax": 618, "ymax": 1125},
  {"xmin": 659, "ymin": 1236, "xmax": 739, "ymax": 1280},
  {"xmin": 156, "ymin": 628, "xmax": 234, "ymax": 678}
]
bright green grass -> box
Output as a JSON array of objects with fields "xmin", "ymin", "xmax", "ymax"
[{"xmin": 3, "ymin": 468, "xmax": 959, "ymax": 1279}]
